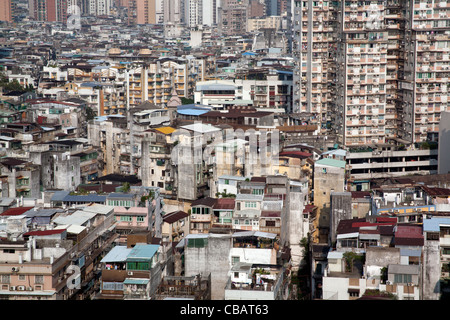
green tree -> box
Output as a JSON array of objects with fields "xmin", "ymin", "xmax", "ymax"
[
  {"xmin": 121, "ymin": 182, "xmax": 130, "ymax": 193},
  {"xmin": 181, "ymin": 97, "xmax": 194, "ymax": 105}
]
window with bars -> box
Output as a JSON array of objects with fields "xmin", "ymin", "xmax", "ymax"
[
  {"xmin": 394, "ymin": 274, "xmax": 412, "ymax": 284},
  {"xmin": 187, "ymin": 238, "xmax": 208, "ymax": 248}
]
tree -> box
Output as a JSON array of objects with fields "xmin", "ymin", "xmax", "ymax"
[
  {"xmin": 86, "ymin": 106, "xmax": 96, "ymax": 121},
  {"xmin": 121, "ymin": 182, "xmax": 130, "ymax": 193},
  {"xmin": 181, "ymin": 97, "xmax": 194, "ymax": 105}
]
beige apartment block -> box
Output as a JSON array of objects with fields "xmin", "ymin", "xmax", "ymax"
[{"xmin": 292, "ymin": 0, "xmax": 450, "ymax": 146}]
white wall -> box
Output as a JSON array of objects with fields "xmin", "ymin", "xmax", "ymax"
[
  {"xmin": 229, "ymin": 247, "xmax": 276, "ymax": 265},
  {"xmin": 322, "ymin": 277, "xmax": 349, "ymax": 300}
]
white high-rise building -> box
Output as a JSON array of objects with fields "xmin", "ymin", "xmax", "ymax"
[
  {"xmin": 88, "ymin": 0, "xmax": 111, "ymax": 15},
  {"xmin": 184, "ymin": 0, "xmax": 203, "ymax": 27},
  {"xmin": 163, "ymin": 0, "xmax": 182, "ymax": 23},
  {"xmin": 202, "ymin": 0, "xmax": 220, "ymax": 26}
]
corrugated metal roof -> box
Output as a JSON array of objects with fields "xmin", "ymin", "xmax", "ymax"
[
  {"xmin": 232, "ymin": 230, "xmax": 277, "ymax": 239},
  {"xmin": 180, "ymin": 123, "xmax": 221, "ymax": 133},
  {"xmin": 177, "ymin": 109, "xmax": 209, "ymax": 116},
  {"xmin": 315, "ymin": 158, "xmax": 346, "ymax": 168},
  {"xmin": 423, "ymin": 217, "xmax": 450, "ymax": 232},
  {"xmin": 101, "ymin": 245, "xmax": 132, "ymax": 263},
  {"xmin": 83, "ymin": 204, "xmax": 114, "ymax": 215},
  {"xmin": 388, "ymin": 264, "xmax": 420, "ymax": 275},
  {"xmin": 127, "ymin": 244, "xmax": 159, "ymax": 261},
  {"xmin": 235, "ymin": 194, "xmax": 264, "ymax": 201},
  {"xmin": 54, "ymin": 224, "xmax": 86, "ymax": 234},
  {"xmin": 62, "ymin": 194, "xmax": 107, "ymax": 203},
  {"xmin": 53, "ymin": 210, "xmax": 97, "ymax": 226},
  {"xmin": 50, "ymin": 190, "xmax": 70, "ymax": 201},
  {"xmin": 124, "ymin": 278, "xmax": 149, "ymax": 285},
  {"xmin": 197, "ymin": 83, "xmax": 236, "ymax": 91},
  {"xmin": 154, "ymin": 126, "xmax": 176, "ymax": 135}
]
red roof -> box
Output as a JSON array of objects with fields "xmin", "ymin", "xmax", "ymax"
[
  {"xmin": 261, "ymin": 211, "xmax": 281, "ymax": 217},
  {"xmin": 303, "ymin": 204, "xmax": 317, "ymax": 213},
  {"xmin": 24, "ymin": 229, "xmax": 66, "ymax": 236},
  {"xmin": 352, "ymin": 220, "xmax": 396, "ymax": 228},
  {"xmin": 163, "ymin": 211, "xmax": 189, "ymax": 224},
  {"xmin": 0, "ymin": 206, "xmax": 34, "ymax": 216},
  {"xmin": 279, "ymin": 151, "xmax": 313, "ymax": 159},
  {"xmin": 394, "ymin": 225, "xmax": 424, "ymax": 246},
  {"xmin": 376, "ymin": 217, "xmax": 397, "ymax": 223},
  {"xmin": 213, "ymin": 198, "xmax": 235, "ymax": 210},
  {"xmin": 351, "ymin": 191, "xmax": 371, "ymax": 198}
]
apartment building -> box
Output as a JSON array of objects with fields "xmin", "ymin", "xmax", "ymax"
[
  {"xmin": 184, "ymin": 0, "xmax": 203, "ymax": 27},
  {"xmin": 335, "ymin": 1, "xmax": 389, "ymax": 146},
  {"xmin": 292, "ymin": 0, "xmax": 336, "ymax": 131},
  {"xmin": 247, "ymin": 16, "xmax": 282, "ymax": 32},
  {"xmin": 346, "ymin": 147, "xmax": 438, "ymax": 180},
  {"xmin": 0, "ymin": 0, "xmax": 12, "ymax": 22},
  {"xmin": 0, "ymin": 204, "xmax": 118, "ymax": 300},
  {"xmin": 291, "ymin": 0, "xmax": 450, "ymax": 146},
  {"xmin": 183, "ymin": 231, "xmax": 282, "ymax": 300},
  {"xmin": 96, "ymin": 242, "xmax": 167, "ymax": 300},
  {"xmin": 29, "ymin": 0, "xmax": 68, "ymax": 23},
  {"xmin": 218, "ymin": 0, "xmax": 248, "ymax": 36},
  {"xmin": 401, "ymin": 0, "xmax": 450, "ymax": 144}
]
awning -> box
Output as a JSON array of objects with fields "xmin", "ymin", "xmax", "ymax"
[{"xmin": 124, "ymin": 278, "xmax": 149, "ymax": 285}]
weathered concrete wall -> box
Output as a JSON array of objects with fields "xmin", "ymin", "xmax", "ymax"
[
  {"xmin": 365, "ymin": 247, "xmax": 400, "ymax": 267},
  {"xmin": 422, "ymin": 239, "xmax": 441, "ymax": 300},
  {"xmin": 438, "ymin": 111, "xmax": 450, "ymax": 175},
  {"xmin": 184, "ymin": 235, "xmax": 232, "ymax": 300},
  {"xmin": 329, "ymin": 192, "xmax": 352, "ymax": 245},
  {"xmin": 313, "ymin": 164, "xmax": 345, "ymax": 243},
  {"xmin": 286, "ymin": 189, "xmax": 306, "ymax": 271}
]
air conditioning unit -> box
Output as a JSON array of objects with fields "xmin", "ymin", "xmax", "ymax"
[
  {"xmin": 17, "ymin": 286, "xmax": 25, "ymax": 291},
  {"xmin": 128, "ymin": 271, "xmax": 133, "ymax": 276},
  {"xmin": 27, "ymin": 287, "xmax": 33, "ymax": 291},
  {"xmin": 9, "ymin": 286, "xmax": 16, "ymax": 291},
  {"xmin": 12, "ymin": 267, "xmax": 19, "ymax": 272}
]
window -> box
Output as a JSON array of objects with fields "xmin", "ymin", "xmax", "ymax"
[
  {"xmin": 245, "ymin": 202, "xmax": 257, "ymax": 208},
  {"xmin": 1, "ymin": 275, "xmax": 10, "ymax": 284},
  {"xmin": 127, "ymin": 261, "xmax": 150, "ymax": 271},
  {"xmin": 187, "ymin": 238, "xmax": 208, "ymax": 248},
  {"xmin": 394, "ymin": 274, "xmax": 412, "ymax": 284},
  {"xmin": 266, "ymin": 220, "xmax": 276, "ymax": 227},
  {"xmin": 35, "ymin": 275, "xmax": 44, "ymax": 284},
  {"xmin": 137, "ymin": 216, "xmax": 144, "ymax": 222},
  {"xmin": 120, "ymin": 216, "xmax": 132, "ymax": 222}
]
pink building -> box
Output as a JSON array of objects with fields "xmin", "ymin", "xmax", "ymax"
[
  {"xmin": 0, "ymin": 0, "xmax": 12, "ymax": 22},
  {"xmin": 114, "ymin": 207, "xmax": 149, "ymax": 232}
]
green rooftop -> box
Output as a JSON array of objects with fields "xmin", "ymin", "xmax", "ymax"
[{"xmin": 315, "ymin": 158, "xmax": 346, "ymax": 168}]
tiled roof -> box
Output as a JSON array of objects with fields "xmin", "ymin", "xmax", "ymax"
[
  {"xmin": 0, "ymin": 206, "xmax": 34, "ymax": 216},
  {"xmin": 163, "ymin": 210, "xmax": 189, "ymax": 224},
  {"xmin": 191, "ymin": 197, "xmax": 217, "ymax": 208},
  {"xmin": 213, "ymin": 198, "xmax": 235, "ymax": 210},
  {"xmin": 24, "ymin": 229, "xmax": 65, "ymax": 236}
]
